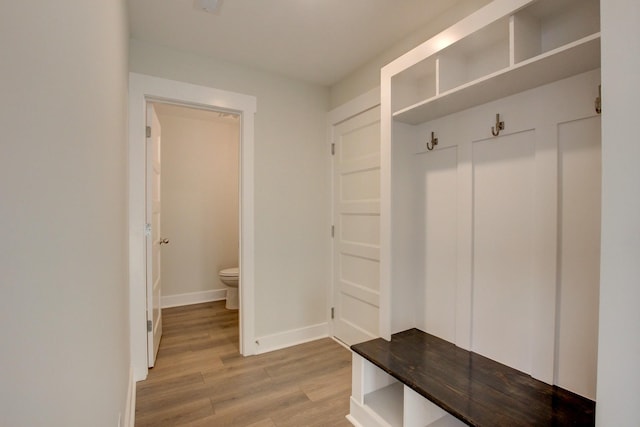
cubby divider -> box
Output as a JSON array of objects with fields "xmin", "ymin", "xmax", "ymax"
[{"xmin": 390, "ymin": 0, "xmax": 601, "ymax": 125}]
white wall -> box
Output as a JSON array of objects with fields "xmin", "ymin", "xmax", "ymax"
[
  {"xmin": 0, "ymin": 1, "xmax": 130, "ymax": 427},
  {"xmin": 130, "ymin": 39, "xmax": 331, "ymax": 338},
  {"xmin": 597, "ymin": 1, "xmax": 640, "ymax": 425},
  {"xmin": 157, "ymin": 107, "xmax": 239, "ymax": 297}
]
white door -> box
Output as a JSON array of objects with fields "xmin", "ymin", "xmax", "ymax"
[
  {"xmin": 332, "ymin": 106, "xmax": 381, "ymax": 345},
  {"xmin": 146, "ymin": 103, "xmax": 163, "ymax": 367}
]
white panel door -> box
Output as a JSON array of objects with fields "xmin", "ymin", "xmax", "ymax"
[
  {"xmin": 333, "ymin": 106, "xmax": 381, "ymax": 345},
  {"xmin": 146, "ymin": 103, "xmax": 163, "ymax": 367}
]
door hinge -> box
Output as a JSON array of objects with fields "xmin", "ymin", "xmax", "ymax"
[
  {"xmin": 145, "ymin": 223, "xmax": 152, "ymax": 237},
  {"xmin": 147, "ymin": 320, "xmax": 152, "ymax": 332},
  {"xmin": 331, "ymin": 142, "xmax": 335, "ymax": 156},
  {"xmin": 331, "ymin": 307, "xmax": 335, "ymax": 319},
  {"xmin": 146, "ymin": 126, "xmax": 151, "ymax": 138},
  {"xmin": 331, "ymin": 225, "xmax": 335, "ymax": 238}
]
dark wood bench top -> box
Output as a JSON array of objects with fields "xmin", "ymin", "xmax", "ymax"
[{"xmin": 351, "ymin": 328, "xmax": 595, "ymax": 427}]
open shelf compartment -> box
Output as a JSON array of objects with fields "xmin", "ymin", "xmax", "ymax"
[
  {"xmin": 364, "ymin": 382, "xmax": 404, "ymax": 426},
  {"xmin": 393, "ymin": 32, "xmax": 600, "ymax": 125},
  {"xmin": 438, "ymin": 16, "xmax": 510, "ymax": 93},
  {"xmin": 390, "ymin": 0, "xmax": 601, "ymax": 125},
  {"xmin": 391, "ymin": 56, "xmax": 437, "ymax": 114},
  {"xmin": 512, "ymin": 0, "xmax": 600, "ymax": 63}
]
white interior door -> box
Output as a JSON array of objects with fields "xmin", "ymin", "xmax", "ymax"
[
  {"xmin": 332, "ymin": 106, "xmax": 381, "ymax": 345},
  {"xmin": 146, "ymin": 103, "xmax": 163, "ymax": 367}
]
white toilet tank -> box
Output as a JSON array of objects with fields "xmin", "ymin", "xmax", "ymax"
[{"xmin": 218, "ymin": 267, "xmax": 239, "ymax": 286}]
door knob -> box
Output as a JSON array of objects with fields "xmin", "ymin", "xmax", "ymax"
[{"xmin": 160, "ymin": 238, "xmax": 170, "ymax": 245}]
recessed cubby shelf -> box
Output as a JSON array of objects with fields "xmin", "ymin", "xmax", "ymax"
[
  {"xmin": 363, "ymin": 382, "xmax": 404, "ymax": 426},
  {"xmin": 394, "ymin": 34, "xmax": 599, "ymax": 124},
  {"xmin": 438, "ymin": 17, "xmax": 510, "ymax": 93},
  {"xmin": 391, "ymin": 56, "xmax": 437, "ymax": 113},
  {"xmin": 512, "ymin": 0, "xmax": 600, "ymax": 63},
  {"xmin": 352, "ymin": 349, "xmax": 469, "ymax": 427},
  {"xmin": 391, "ymin": 0, "xmax": 600, "ymax": 125}
]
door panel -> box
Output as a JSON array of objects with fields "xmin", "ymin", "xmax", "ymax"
[
  {"xmin": 340, "ymin": 254, "xmax": 379, "ymax": 292},
  {"xmin": 341, "ymin": 214, "xmax": 379, "ymax": 246},
  {"xmin": 146, "ymin": 103, "xmax": 163, "ymax": 367},
  {"xmin": 333, "ymin": 107, "xmax": 381, "ymax": 345}
]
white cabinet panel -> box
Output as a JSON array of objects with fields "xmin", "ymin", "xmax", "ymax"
[
  {"xmin": 472, "ymin": 130, "xmax": 536, "ymax": 373},
  {"xmin": 556, "ymin": 116, "xmax": 601, "ymax": 400},
  {"xmin": 414, "ymin": 147, "xmax": 459, "ymax": 343}
]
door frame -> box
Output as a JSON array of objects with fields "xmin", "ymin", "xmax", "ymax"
[
  {"xmin": 327, "ymin": 87, "xmax": 380, "ymax": 340},
  {"xmin": 129, "ymin": 73, "xmax": 257, "ymax": 381}
]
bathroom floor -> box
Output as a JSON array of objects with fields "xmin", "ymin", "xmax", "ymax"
[{"xmin": 135, "ymin": 301, "xmax": 353, "ymax": 426}]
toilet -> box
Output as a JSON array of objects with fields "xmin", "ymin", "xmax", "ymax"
[{"xmin": 218, "ymin": 267, "xmax": 239, "ymax": 310}]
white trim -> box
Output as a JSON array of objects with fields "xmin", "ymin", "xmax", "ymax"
[
  {"xmin": 346, "ymin": 413, "xmax": 364, "ymax": 427},
  {"xmin": 161, "ymin": 289, "xmax": 227, "ymax": 308},
  {"xmin": 327, "ymin": 87, "xmax": 380, "ymax": 126},
  {"xmin": 128, "ymin": 72, "xmax": 257, "ymax": 382},
  {"xmin": 349, "ymin": 396, "xmax": 391, "ymax": 427},
  {"xmin": 123, "ymin": 365, "xmax": 136, "ymax": 427},
  {"xmin": 332, "ymin": 336, "xmax": 351, "ymax": 351},
  {"xmin": 254, "ymin": 322, "xmax": 329, "ymax": 355}
]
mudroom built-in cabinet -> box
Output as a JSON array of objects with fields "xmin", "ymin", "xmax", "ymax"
[{"xmin": 349, "ymin": 0, "xmax": 602, "ymax": 425}]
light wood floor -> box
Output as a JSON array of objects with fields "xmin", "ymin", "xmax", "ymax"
[{"xmin": 135, "ymin": 301, "xmax": 353, "ymax": 426}]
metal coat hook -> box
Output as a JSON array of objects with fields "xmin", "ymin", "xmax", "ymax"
[
  {"xmin": 595, "ymin": 84, "xmax": 602, "ymax": 114},
  {"xmin": 426, "ymin": 131, "xmax": 438, "ymax": 151},
  {"xmin": 491, "ymin": 113, "xmax": 505, "ymax": 136}
]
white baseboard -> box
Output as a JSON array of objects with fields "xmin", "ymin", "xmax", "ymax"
[
  {"xmin": 349, "ymin": 396, "xmax": 389, "ymax": 427},
  {"xmin": 332, "ymin": 336, "xmax": 351, "ymax": 351},
  {"xmin": 254, "ymin": 322, "xmax": 329, "ymax": 354},
  {"xmin": 345, "ymin": 414, "xmax": 363, "ymax": 427},
  {"xmin": 124, "ymin": 365, "xmax": 136, "ymax": 427},
  {"xmin": 161, "ymin": 289, "xmax": 227, "ymax": 308}
]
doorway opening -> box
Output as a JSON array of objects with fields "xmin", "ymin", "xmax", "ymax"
[
  {"xmin": 150, "ymin": 102, "xmax": 242, "ymax": 365},
  {"xmin": 129, "ymin": 73, "xmax": 257, "ymax": 381}
]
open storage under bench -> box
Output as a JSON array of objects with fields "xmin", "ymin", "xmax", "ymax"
[{"xmin": 348, "ymin": 329, "xmax": 595, "ymax": 427}]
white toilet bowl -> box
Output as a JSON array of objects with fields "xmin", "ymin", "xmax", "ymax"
[{"xmin": 219, "ymin": 267, "xmax": 239, "ymax": 310}]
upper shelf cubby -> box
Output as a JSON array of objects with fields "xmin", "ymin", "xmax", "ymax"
[
  {"xmin": 391, "ymin": 56, "xmax": 437, "ymax": 114},
  {"xmin": 390, "ymin": 0, "xmax": 601, "ymax": 125},
  {"xmin": 438, "ymin": 17, "xmax": 510, "ymax": 93},
  {"xmin": 512, "ymin": 0, "xmax": 600, "ymax": 63}
]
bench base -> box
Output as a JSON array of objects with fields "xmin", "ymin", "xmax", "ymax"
[{"xmin": 349, "ymin": 329, "xmax": 595, "ymax": 427}]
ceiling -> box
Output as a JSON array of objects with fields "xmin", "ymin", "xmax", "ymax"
[{"xmin": 128, "ymin": 0, "xmax": 464, "ymax": 87}]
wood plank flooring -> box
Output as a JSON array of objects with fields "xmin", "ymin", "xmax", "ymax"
[{"xmin": 135, "ymin": 301, "xmax": 353, "ymax": 427}]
